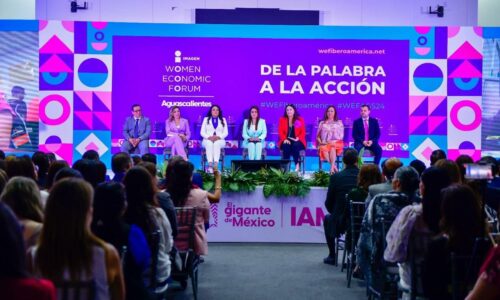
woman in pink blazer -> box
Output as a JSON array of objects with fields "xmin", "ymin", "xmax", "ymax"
[
  {"xmin": 164, "ymin": 106, "xmax": 190, "ymax": 160},
  {"xmin": 167, "ymin": 160, "xmax": 210, "ymax": 255}
]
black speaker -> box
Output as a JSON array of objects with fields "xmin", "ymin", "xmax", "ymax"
[{"xmin": 231, "ymin": 159, "xmax": 290, "ymax": 172}]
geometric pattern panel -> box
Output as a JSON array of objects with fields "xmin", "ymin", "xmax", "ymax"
[
  {"xmin": 409, "ymin": 96, "xmax": 447, "ymax": 135},
  {"xmin": 39, "ymin": 21, "xmax": 74, "ymax": 92},
  {"xmin": 447, "ymin": 27, "xmax": 483, "ymax": 97},
  {"xmin": 410, "ymin": 135, "xmax": 447, "ymax": 166},
  {"xmin": 74, "ymin": 54, "xmax": 113, "ymax": 91},
  {"xmin": 447, "ymin": 96, "xmax": 482, "ymax": 161},
  {"xmin": 74, "ymin": 130, "xmax": 111, "ymax": 168},
  {"xmin": 409, "ymin": 27, "xmax": 447, "ymax": 59},
  {"xmin": 75, "ymin": 22, "xmax": 112, "ymax": 55},
  {"xmin": 38, "ymin": 90, "xmax": 74, "ymax": 163},
  {"xmin": 73, "ymin": 91, "xmax": 112, "ymax": 130},
  {"xmin": 410, "ymin": 59, "xmax": 447, "ymax": 95}
]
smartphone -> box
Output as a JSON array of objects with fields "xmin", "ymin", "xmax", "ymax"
[{"xmin": 464, "ymin": 164, "xmax": 494, "ymax": 180}]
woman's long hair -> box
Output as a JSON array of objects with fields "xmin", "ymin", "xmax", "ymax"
[
  {"xmin": 35, "ymin": 178, "xmax": 104, "ymax": 281},
  {"xmin": 123, "ymin": 166, "xmax": 158, "ymax": 246},
  {"xmin": 91, "ymin": 182, "xmax": 127, "ymax": 249},
  {"xmin": 45, "ymin": 160, "xmax": 69, "ymax": 190},
  {"xmin": 168, "ymin": 105, "xmax": 180, "ymax": 122},
  {"xmin": 322, "ymin": 105, "xmax": 339, "ymax": 122},
  {"xmin": 246, "ymin": 106, "xmax": 260, "ymax": 130},
  {"xmin": 282, "ymin": 104, "xmax": 299, "ymax": 124},
  {"xmin": 166, "ymin": 160, "xmax": 194, "ymax": 207},
  {"xmin": 440, "ymin": 184, "xmax": 484, "ymax": 252},
  {"xmin": 0, "ymin": 176, "xmax": 43, "ymax": 223},
  {"xmin": 357, "ymin": 164, "xmax": 383, "ymax": 191},
  {"xmin": 205, "ymin": 104, "xmax": 225, "ymax": 127},
  {"xmin": 420, "ymin": 167, "xmax": 451, "ymax": 233}
]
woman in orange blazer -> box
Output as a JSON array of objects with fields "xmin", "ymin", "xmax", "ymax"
[{"xmin": 278, "ymin": 104, "xmax": 306, "ymax": 172}]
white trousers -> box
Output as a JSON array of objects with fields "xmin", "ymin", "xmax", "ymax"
[
  {"xmin": 247, "ymin": 142, "xmax": 263, "ymax": 160},
  {"xmin": 202, "ymin": 139, "xmax": 225, "ymax": 163}
]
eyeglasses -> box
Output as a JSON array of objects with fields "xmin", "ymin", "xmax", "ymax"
[{"xmin": 133, "ymin": 109, "xmax": 141, "ymax": 112}]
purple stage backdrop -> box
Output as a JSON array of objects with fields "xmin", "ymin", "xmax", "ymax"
[{"xmin": 112, "ymin": 37, "xmax": 409, "ymax": 156}]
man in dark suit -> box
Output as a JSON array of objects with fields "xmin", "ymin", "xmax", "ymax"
[
  {"xmin": 352, "ymin": 104, "xmax": 382, "ymax": 165},
  {"xmin": 121, "ymin": 104, "xmax": 151, "ymax": 155},
  {"xmin": 323, "ymin": 148, "xmax": 359, "ymax": 265}
]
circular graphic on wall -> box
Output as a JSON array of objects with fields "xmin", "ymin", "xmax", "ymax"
[
  {"xmin": 450, "ymin": 100, "xmax": 481, "ymax": 131},
  {"xmin": 40, "ymin": 94, "xmax": 71, "ymax": 125},
  {"xmin": 413, "ymin": 63, "xmax": 444, "ymax": 92},
  {"xmin": 44, "ymin": 135, "xmax": 63, "ymax": 152},
  {"xmin": 77, "ymin": 58, "xmax": 108, "ymax": 88}
]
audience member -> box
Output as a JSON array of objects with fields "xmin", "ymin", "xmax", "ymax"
[
  {"xmin": 384, "ymin": 167, "xmax": 451, "ymax": 292},
  {"xmin": 46, "ymin": 153, "xmax": 56, "ymax": 164},
  {"xmin": 139, "ymin": 161, "xmax": 178, "ymax": 238},
  {"xmin": 112, "ymin": 152, "xmax": 132, "ymax": 183},
  {"xmin": 430, "ymin": 149, "xmax": 446, "ymax": 166},
  {"xmin": 0, "ymin": 160, "xmax": 5, "ymax": 171},
  {"xmin": 141, "ymin": 153, "xmax": 157, "ymax": 166},
  {"xmin": 165, "ymin": 155, "xmax": 220, "ymax": 204},
  {"xmin": 357, "ymin": 166, "xmax": 420, "ymax": 286},
  {"xmin": 409, "ymin": 159, "xmax": 426, "ymax": 177},
  {"xmin": 45, "ymin": 160, "xmax": 69, "ymax": 190},
  {"xmin": 52, "ymin": 167, "xmax": 82, "ymax": 183},
  {"xmin": 72, "ymin": 159, "xmax": 107, "ymax": 188},
  {"xmin": 0, "ymin": 169, "xmax": 7, "ymax": 194},
  {"xmin": 82, "ymin": 150, "xmax": 100, "ymax": 161},
  {"xmin": 0, "ymin": 202, "xmax": 56, "ymax": 300},
  {"xmin": 123, "ymin": 167, "xmax": 172, "ymax": 294},
  {"xmin": 435, "ymin": 159, "xmax": 462, "ymax": 184},
  {"xmin": 323, "ymin": 148, "xmax": 360, "ymax": 265},
  {"xmin": 345, "ymin": 164, "xmax": 382, "ymax": 252},
  {"xmin": 423, "ymin": 184, "xmax": 485, "ymax": 300},
  {"xmin": 5, "ymin": 156, "xmax": 37, "ymax": 180},
  {"xmin": 0, "ymin": 149, "xmax": 5, "ymax": 160},
  {"xmin": 91, "ymin": 182, "xmax": 153, "ymax": 300},
  {"xmin": 32, "ymin": 151, "xmax": 50, "ymax": 189},
  {"xmin": 167, "ymin": 160, "xmax": 210, "ymax": 256},
  {"xmin": 132, "ymin": 155, "xmax": 142, "ymax": 166},
  {"xmin": 365, "ymin": 157, "xmax": 402, "ymax": 205},
  {"xmin": 30, "ymin": 178, "xmax": 125, "ymax": 300},
  {"xmin": 0, "ymin": 177, "xmax": 44, "ymax": 249}
]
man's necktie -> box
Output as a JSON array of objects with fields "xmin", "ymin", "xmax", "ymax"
[
  {"xmin": 134, "ymin": 119, "xmax": 139, "ymax": 138},
  {"xmin": 364, "ymin": 119, "xmax": 369, "ymax": 141}
]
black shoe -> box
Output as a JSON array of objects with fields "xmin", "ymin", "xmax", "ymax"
[{"xmin": 323, "ymin": 256, "xmax": 336, "ymax": 265}]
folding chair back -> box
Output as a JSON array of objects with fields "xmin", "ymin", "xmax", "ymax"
[
  {"xmin": 172, "ymin": 207, "xmax": 200, "ymax": 300},
  {"xmin": 346, "ymin": 200, "xmax": 366, "ymax": 287}
]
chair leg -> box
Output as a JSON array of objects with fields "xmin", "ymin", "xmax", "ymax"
[
  {"xmin": 341, "ymin": 247, "xmax": 347, "ymax": 272},
  {"xmin": 191, "ymin": 268, "xmax": 198, "ymax": 300},
  {"xmin": 346, "ymin": 254, "xmax": 353, "ymax": 288}
]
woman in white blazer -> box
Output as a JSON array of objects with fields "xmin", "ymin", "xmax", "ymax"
[
  {"xmin": 200, "ymin": 105, "xmax": 228, "ymax": 170},
  {"xmin": 242, "ymin": 106, "xmax": 267, "ymax": 160}
]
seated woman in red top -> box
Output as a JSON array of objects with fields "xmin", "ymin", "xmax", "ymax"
[
  {"xmin": 0, "ymin": 202, "xmax": 56, "ymax": 300},
  {"xmin": 278, "ymin": 104, "xmax": 306, "ymax": 173}
]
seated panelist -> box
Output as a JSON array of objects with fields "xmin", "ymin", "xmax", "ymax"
[
  {"xmin": 164, "ymin": 106, "xmax": 190, "ymax": 160},
  {"xmin": 242, "ymin": 106, "xmax": 267, "ymax": 160}
]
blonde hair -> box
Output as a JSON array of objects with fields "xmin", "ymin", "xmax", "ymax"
[
  {"xmin": 168, "ymin": 106, "xmax": 180, "ymax": 122},
  {"xmin": 0, "ymin": 176, "xmax": 43, "ymax": 222}
]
